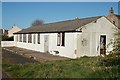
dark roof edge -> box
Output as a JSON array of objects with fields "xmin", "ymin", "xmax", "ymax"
[{"xmin": 14, "ymin": 30, "xmax": 82, "ymax": 34}]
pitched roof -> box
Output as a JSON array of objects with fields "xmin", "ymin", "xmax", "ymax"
[
  {"xmin": 115, "ymin": 14, "xmax": 120, "ymax": 19},
  {"xmin": 15, "ymin": 16, "xmax": 101, "ymax": 34},
  {"xmin": 115, "ymin": 14, "xmax": 120, "ymax": 29}
]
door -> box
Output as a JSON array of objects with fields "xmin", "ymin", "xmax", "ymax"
[
  {"xmin": 100, "ymin": 35, "xmax": 106, "ymax": 55},
  {"xmin": 44, "ymin": 35, "xmax": 49, "ymax": 53}
]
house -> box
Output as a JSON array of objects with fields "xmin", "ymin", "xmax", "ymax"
[
  {"xmin": 14, "ymin": 8, "xmax": 119, "ymax": 58},
  {"xmin": 0, "ymin": 28, "xmax": 8, "ymax": 36},
  {"xmin": 8, "ymin": 24, "xmax": 22, "ymax": 37}
]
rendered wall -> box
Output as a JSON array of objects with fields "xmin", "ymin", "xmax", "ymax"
[
  {"xmin": 1, "ymin": 41, "xmax": 15, "ymax": 47},
  {"xmin": 76, "ymin": 17, "xmax": 118, "ymax": 57},
  {"xmin": 48, "ymin": 33, "xmax": 78, "ymax": 58},
  {"xmin": 15, "ymin": 34, "xmax": 45, "ymax": 52},
  {"xmin": 14, "ymin": 33, "xmax": 78, "ymax": 58}
]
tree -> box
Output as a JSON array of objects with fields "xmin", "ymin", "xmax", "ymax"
[{"xmin": 31, "ymin": 19, "xmax": 44, "ymax": 27}]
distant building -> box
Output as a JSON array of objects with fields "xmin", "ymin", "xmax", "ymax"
[
  {"xmin": 0, "ymin": 28, "xmax": 8, "ymax": 36},
  {"xmin": 8, "ymin": 25, "xmax": 22, "ymax": 37}
]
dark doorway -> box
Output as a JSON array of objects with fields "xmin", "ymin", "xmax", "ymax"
[{"xmin": 100, "ymin": 35, "xmax": 106, "ymax": 55}]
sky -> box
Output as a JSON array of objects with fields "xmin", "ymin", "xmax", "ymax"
[
  {"xmin": 2, "ymin": 0, "xmax": 119, "ymax": 2},
  {"xmin": 2, "ymin": 2, "xmax": 119, "ymax": 30}
]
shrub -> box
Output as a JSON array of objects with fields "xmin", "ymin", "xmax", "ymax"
[
  {"xmin": 2, "ymin": 35, "xmax": 13, "ymax": 41},
  {"xmin": 101, "ymin": 30, "xmax": 120, "ymax": 66}
]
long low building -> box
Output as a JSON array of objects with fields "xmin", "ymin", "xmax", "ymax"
[{"xmin": 14, "ymin": 8, "xmax": 120, "ymax": 58}]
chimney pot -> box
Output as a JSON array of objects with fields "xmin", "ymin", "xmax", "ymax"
[{"xmin": 109, "ymin": 7, "xmax": 114, "ymax": 15}]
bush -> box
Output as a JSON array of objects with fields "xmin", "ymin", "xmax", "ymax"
[
  {"xmin": 2, "ymin": 35, "xmax": 13, "ymax": 41},
  {"xmin": 101, "ymin": 31, "xmax": 120, "ymax": 66}
]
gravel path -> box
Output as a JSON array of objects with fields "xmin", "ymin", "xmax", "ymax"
[
  {"xmin": 3, "ymin": 47, "xmax": 68, "ymax": 61},
  {"xmin": 2, "ymin": 49, "xmax": 37, "ymax": 64}
]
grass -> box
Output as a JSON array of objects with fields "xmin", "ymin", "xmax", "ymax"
[{"xmin": 2, "ymin": 56, "xmax": 120, "ymax": 78}]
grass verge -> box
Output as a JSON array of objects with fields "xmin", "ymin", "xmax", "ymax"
[{"xmin": 2, "ymin": 56, "xmax": 119, "ymax": 78}]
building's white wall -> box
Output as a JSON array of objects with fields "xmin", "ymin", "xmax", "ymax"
[
  {"xmin": 1, "ymin": 41, "xmax": 15, "ymax": 47},
  {"xmin": 48, "ymin": 33, "xmax": 77, "ymax": 58},
  {"xmin": 76, "ymin": 33, "xmax": 91, "ymax": 57},
  {"xmin": 76, "ymin": 17, "xmax": 118, "ymax": 57},
  {"xmin": 14, "ymin": 35, "xmax": 17, "ymax": 46},
  {"xmin": 16, "ymin": 34, "xmax": 45, "ymax": 52},
  {"xmin": 14, "ymin": 33, "xmax": 77, "ymax": 58}
]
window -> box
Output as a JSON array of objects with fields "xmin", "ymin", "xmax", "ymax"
[
  {"xmin": 57, "ymin": 32, "xmax": 65, "ymax": 46},
  {"xmin": 38, "ymin": 34, "xmax": 40, "ymax": 44},
  {"xmin": 23, "ymin": 34, "xmax": 26, "ymax": 42},
  {"xmin": 57, "ymin": 33, "xmax": 61, "ymax": 46},
  {"xmin": 19, "ymin": 34, "xmax": 22, "ymax": 42},
  {"xmin": 61, "ymin": 32, "xmax": 65, "ymax": 46},
  {"xmin": 28, "ymin": 34, "xmax": 32, "ymax": 43},
  {"xmin": 33, "ymin": 34, "xmax": 36, "ymax": 44}
]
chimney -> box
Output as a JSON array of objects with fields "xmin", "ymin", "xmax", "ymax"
[
  {"xmin": 109, "ymin": 7, "xmax": 114, "ymax": 16},
  {"xmin": 75, "ymin": 17, "xmax": 80, "ymax": 20},
  {"xmin": 12, "ymin": 24, "xmax": 16, "ymax": 28}
]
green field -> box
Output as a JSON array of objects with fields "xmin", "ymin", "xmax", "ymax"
[{"xmin": 2, "ymin": 56, "xmax": 120, "ymax": 78}]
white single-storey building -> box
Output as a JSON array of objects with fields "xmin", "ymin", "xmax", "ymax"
[{"xmin": 13, "ymin": 8, "xmax": 120, "ymax": 58}]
